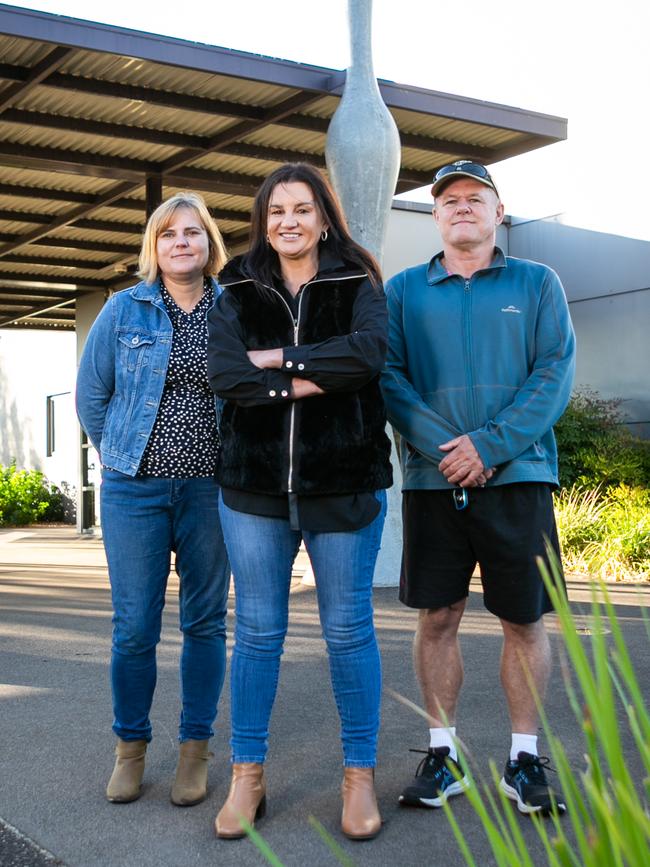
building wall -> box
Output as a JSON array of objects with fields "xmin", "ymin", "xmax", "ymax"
[
  {"xmin": 0, "ymin": 329, "xmax": 77, "ymax": 487},
  {"xmin": 507, "ymin": 218, "xmax": 650, "ymax": 436}
]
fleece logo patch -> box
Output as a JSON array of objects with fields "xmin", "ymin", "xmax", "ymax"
[{"xmin": 501, "ymin": 304, "xmax": 522, "ymax": 314}]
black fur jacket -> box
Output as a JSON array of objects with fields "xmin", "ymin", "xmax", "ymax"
[{"xmin": 207, "ymin": 251, "xmax": 393, "ymax": 496}]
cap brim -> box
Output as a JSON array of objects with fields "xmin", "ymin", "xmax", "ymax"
[{"xmin": 431, "ymin": 171, "xmax": 498, "ymax": 198}]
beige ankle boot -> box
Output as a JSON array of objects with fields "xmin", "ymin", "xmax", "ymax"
[
  {"xmin": 171, "ymin": 739, "xmax": 211, "ymax": 806},
  {"xmin": 106, "ymin": 738, "xmax": 148, "ymax": 803},
  {"xmin": 341, "ymin": 767, "xmax": 381, "ymax": 840},
  {"xmin": 215, "ymin": 763, "xmax": 266, "ymax": 839}
]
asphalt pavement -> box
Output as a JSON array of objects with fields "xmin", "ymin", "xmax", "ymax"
[{"xmin": 1, "ymin": 527, "xmax": 648, "ymax": 867}]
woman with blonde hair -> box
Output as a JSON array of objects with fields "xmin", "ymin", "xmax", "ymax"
[{"xmin": 77, "ymin": 192, "xmax": 230, "ymax": 807}]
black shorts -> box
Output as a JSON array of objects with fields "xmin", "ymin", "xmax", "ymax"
[{"xmin": 400, "ymin": 484, "xmax": 564, "ymax": 624}]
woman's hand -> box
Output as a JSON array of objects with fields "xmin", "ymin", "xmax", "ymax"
[
  {"xmin": 247, "ymin": 348, "xmax": 283, "ymax": 369},
  {"xmin": 291, "ymin": 378, "xmax": 325, "ymax": 399}
]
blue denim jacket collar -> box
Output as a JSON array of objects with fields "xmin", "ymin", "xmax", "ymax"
[{"xmin": 129, "ymin": 276, "xmax": 220, "ymax": 307}]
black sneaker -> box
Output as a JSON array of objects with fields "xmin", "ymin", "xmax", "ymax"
[
  {"xmin": 500, "ymin": 751, "xmax": 566, "ymax": 815},
  {"xmin": 399, "ymin": 747, "xmax": 469, "ymax": 808}
]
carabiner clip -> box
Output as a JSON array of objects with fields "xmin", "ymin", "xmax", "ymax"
[{"xmin": 453, "ymin": 488, "xmax": 468, "ymax": 511}]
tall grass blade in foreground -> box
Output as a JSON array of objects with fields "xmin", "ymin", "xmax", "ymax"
[
  {"xmin": 240, "ymin": 814, "xmax": 359, "ymax": 866},
  {"xmin": 437, "ymin": 554, "xmax": 650, "ymax": 866}
]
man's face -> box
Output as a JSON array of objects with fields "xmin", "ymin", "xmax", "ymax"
[{"xmin": 433, "ymin": 178, "xmax": 504, "ymax": 250}]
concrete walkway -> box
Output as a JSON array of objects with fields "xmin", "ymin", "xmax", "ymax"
[{"xmin": 1, "ymin": 527, "xmax": 648, "ymax": 867}]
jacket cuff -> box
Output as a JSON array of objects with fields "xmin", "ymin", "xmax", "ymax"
[
  {"xmin": 281, "ymin": 346, "xmax": 310, "ymax": 375},
  {"xmin": 264, "ymin": 370, "xmax": 295, "ymax": 400},
  {"xmin": 468, "ymin": 433, "xmax": 497, "ymax": 471}
]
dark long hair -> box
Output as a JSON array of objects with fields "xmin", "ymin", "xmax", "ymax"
[{"xmin": 241, "ymin": 162, "xmax": 382, "ymax": 291}]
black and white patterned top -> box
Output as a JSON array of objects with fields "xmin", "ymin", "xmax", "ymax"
[{"xmin": 138, "ymin": 280, "xmax": 219, "ymax": 478}]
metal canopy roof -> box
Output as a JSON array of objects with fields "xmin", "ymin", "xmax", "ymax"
[{"xmin": 0, "ymin": 4, "xmax": 567, "ymax": 330}]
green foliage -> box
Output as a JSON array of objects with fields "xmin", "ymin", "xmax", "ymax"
[
  {"xmin": 555, "ymin": 485, "xmax": 650, "ymax": 581},
  {"xmin": 0, "ymin": 463, "xmax": 66, "ymax": 526},
  {"xmin": 444, "ymin": 560, "xmax": 650, "ymax": 867},
  {"xmin": 553, "ymin": 389, "xmax": 650, "ymax": 581},
  {"xmin": 555, "ymin": 389, "xmax": 650, "ymax": 490}
]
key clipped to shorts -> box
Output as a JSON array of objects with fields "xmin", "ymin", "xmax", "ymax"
[{"xmin": 453, "ymin": 488, "xmax": 469, "ymax": 511}]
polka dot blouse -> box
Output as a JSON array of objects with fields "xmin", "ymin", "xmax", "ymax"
[{"xmin": 138, "ymin": 280, "xmax": 219, "ymax": 478}]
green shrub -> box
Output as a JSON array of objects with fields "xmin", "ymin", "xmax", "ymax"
[
  {"xmin": 555, "ymin": 389, "xmax": 650, "ymax": 489},
  {"xmin": 0, "ymin": 463, "xmax": 66, "ymax": 526},
  {"xmin": 555, "ymin": 484, "xmax": 650, "ymax": 581}
]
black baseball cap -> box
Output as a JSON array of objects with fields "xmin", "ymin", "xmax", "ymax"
[{"xmin": 431, "ymin": 160, "xmax": 499, "ymax": 198}]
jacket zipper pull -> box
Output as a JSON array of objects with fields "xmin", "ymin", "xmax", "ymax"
[
  {"xmin": 464, "ymin": 279, "xmax": 471, "ymax": 291},
  {"xmin": 293, "ymin": 320, "xmax": 299, "ymax": 345}
]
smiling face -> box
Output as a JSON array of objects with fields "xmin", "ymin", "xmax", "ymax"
[
  {"xmin": 155, "ymin": 207, "xmax": 210, "ymax": 283},
  {"xmin": 433, "ymin": 178, "xmax": 504, "ymax": 251},
  {"xmin": 266, "ymin": 181, "xmax": 328, "ymax": 269}
]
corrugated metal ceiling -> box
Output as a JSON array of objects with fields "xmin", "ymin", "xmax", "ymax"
[{"xmin": 0, "ymin": 5, "xmax": 566, "ymax": 329}]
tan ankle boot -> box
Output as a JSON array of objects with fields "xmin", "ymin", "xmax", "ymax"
[
  {"xmin": 215, "ymin": 763, "xmax": 266, "ymax": 839},
  {"xmin": 106, "ymin": 738, "xmax": 148, "ymax": 803},
  {"xmin": 341, "ymin": 767, "xmax": 381, "ymax": 840},
  {"xmin": 171, "ymin": 739, "xmax": 212, "ymax": 806}
]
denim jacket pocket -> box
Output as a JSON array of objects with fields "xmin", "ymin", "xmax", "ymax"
[{"xmin": 117, "ymin": 331, "xmax": 156, "ymax": 374}]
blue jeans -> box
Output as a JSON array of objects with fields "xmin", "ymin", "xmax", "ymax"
[
  {"xmin": 100, "ymin": 470, "xmax": 230, "ymax": 742},
  {"xmin": 219, "ymin": 491, "xmax": 387, "ymax": 767}
]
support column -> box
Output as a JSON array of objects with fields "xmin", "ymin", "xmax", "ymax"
[
  {"xmin": 75, "ymin": 290, "xmax": 107, "ymax": 534},
  {"xmin": 145, "ymin": 174, "xmax": 163, "ymax": 218}
]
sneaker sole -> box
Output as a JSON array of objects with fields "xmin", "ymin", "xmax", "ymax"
[
  {"xmin": 399, "ymin": 777, "xmax": 469, "ymax": 808},
  {"xmin": 499, "ymin": 778, "xmax": 566, "ymax": 815}
]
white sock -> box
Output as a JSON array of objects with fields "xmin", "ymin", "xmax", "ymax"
[
  {"xmin": 510, "ymin": 733, "xmax": 538, "ymax": 762},
  {"xmin": 429, "ymin": 726, "xmax": 457, "ymax": 761}
]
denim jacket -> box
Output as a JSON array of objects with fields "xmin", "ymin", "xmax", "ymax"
[{"xmin": 76, "ymin": 277, "xmax": 220, "ymax": 476}]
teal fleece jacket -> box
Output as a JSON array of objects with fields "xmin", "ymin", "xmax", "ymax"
[{"xmin": 380, "ymin": 248, "xmax": 576, "ymax": 489}]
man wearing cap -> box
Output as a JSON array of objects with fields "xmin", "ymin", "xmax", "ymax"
[{"xmin": 381, "ymin": 160, "xmax": 575, "ymax": 816}]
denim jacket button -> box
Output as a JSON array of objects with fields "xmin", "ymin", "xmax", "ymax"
[{"xmin": 131, "ymin": 336, "xmax": 139, "ymax": 345}]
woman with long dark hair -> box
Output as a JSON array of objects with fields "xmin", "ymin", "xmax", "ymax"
[{"xmin": 207, "ymin": 163, "xmax": 392, "ymax": 840}]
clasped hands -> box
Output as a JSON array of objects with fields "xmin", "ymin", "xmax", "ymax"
[{"xmin": 438, "ymin": 434, "xmax": 494, "ymax": 488}]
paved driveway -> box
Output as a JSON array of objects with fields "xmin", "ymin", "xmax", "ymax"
[{"xmin": 1, "ymin": 528, "xmax": 648, "ymax": 866}]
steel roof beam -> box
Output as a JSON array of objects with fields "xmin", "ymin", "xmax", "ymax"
[
  {"xmin": 0, "ymin": 231, "xmax": 138, "ymax": 254},
  {"xmin": 0, "ymin": 138, "xmax": 432, "ymax": 199},
  {"xmin": 1, "ymin": 107, "xmax": 209, "ymax": 150},
  {"xmin": 0, "ymin": 270, "xmax": 106, "ymax": 287},
  {"xmin": 0, "ymin": 295, "xmax": 76, "ymax": 327},
  {"xmin": 0, "ymin": 63, "xmax": 267, "ymax": 120},
  {"xmin": 0, "ymin": 287, "xmax": 74, "ymax": 299},
  {"xmin": 0, "ymin": 47, "xmax": 75, "ymax": 112},
  {"xmin": 0, "ymin": 182, "xmax": 99, "ymax": 205},
  {"xmin": 0, "ymin": 103, "xmax": 503, "ymax": 163},
  {"xmin": 0, "ymin": 203, "xmax": 249, "ymax": 227},
  {"xmin": 0, "ymin": 77, "xmax": 515, "ymax": 165},
  {"xmin": 0, "ymin": 253, "xmax": 111, "ymax": 269}
]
